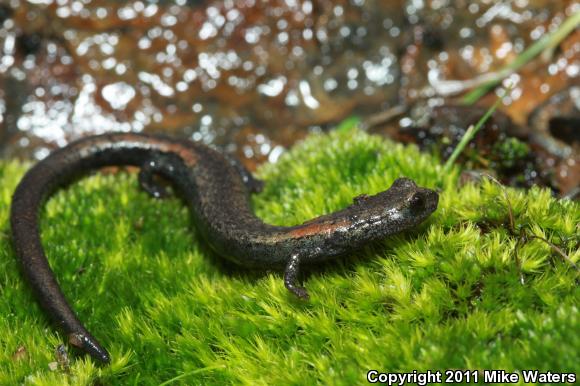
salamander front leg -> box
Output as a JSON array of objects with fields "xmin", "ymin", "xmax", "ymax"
[
  {"xmin": 226, "ymin": 155, "xmax": 265, "ymax": 193},
  {"xmin": 284, "ymin": 253, "xmax": 310, "ymax": 300},
  {"xmin": 138, "ymin": 155, "xmax": 181, "ymax": 199}
]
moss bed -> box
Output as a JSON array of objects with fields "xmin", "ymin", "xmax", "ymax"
[{"xmin": 0, "ymin": 129, "xmax": 578, "ymax": 385}]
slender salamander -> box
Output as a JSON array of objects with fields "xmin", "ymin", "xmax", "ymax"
[{"xmin": 10, "ymin": 132, "xmax": 438, "ymax": 364}]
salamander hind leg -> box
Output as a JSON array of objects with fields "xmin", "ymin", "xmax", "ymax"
[
  {"xmin": 138, "ymin": 154, "xmax": 183, "ymax": 199},
  {"xmin": 284, "ymin": 253, "xmax": 310, "ymax": 300}
]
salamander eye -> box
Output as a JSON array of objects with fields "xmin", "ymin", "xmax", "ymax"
[{"xmin": 409, "ymin": 192, "xmax": 425, "ymax": 209}]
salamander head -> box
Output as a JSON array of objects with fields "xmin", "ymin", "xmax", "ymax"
[
  {"xmin": 348, "ymin": 177, "xmax": 438, "ymax": 236},
  {"xmin": 289, "ymin": 178, "xmax": 438, "ymax": 247}
]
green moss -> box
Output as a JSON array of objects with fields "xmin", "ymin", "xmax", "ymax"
[
  {"xmin": 0, "ymin": 129, "xmax": 578, "ymax": 385},
  {"xmin": 491, "ymin": 137, "xmax": 530, "ymax": 170}
]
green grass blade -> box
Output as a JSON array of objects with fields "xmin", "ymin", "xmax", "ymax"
[
  {"xmin": 444, "ymin": 86, "xmax": 511, "ymax": 173},
  {"xmin": 462, "ymin": 10, "xmax": 580, "ymax": 105}
]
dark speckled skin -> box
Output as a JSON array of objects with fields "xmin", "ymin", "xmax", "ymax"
[{"xmin": 10, "ymin": 132, "xmax": 438, "ymax": 364}]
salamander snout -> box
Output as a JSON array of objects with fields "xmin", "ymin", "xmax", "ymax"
[{"xmin": 408, "ymin": 188, "xmax": 439, "ymax": 214}]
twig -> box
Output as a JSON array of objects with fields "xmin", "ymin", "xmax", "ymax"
[
  {"xmin": 360, "ymin": 105, "xmax": 408, "ymax": 130},
  {"xmin": 480, "ymin": 172, "xmax": 524, "ymax": 283},
  {"xmin": 481, "ymin": 172, "xmax": 515, "ymax": 233},
  {"xmin": 477, "ymin": 173, "xmax": 579, "ymax": 280},
  {"xmin": 528, "ymin": 234, "xmax": 580, "ymax": 273}
]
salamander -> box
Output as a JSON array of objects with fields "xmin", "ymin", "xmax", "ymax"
[{"xmin": 10, "ymin": 132, "xmax": 439, "ymax": 364}]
